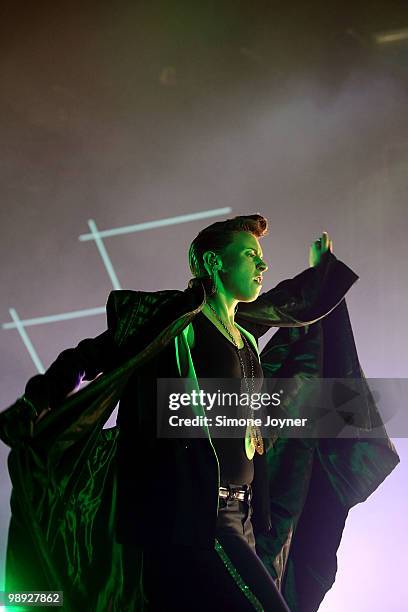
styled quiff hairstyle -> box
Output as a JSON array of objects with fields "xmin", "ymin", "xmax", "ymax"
[{"xmin": 188, "ymin": 213, "xmax": 268, "ymax": 279}]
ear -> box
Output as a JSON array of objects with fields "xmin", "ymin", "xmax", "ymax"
[{"xmin": 202, "ymin": 251, "xmax": 222, "ymax": 276}]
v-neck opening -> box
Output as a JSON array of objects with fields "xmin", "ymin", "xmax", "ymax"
[{"xmin": 198, "ymin": 311, "xmax": 244, "ymax": 350}]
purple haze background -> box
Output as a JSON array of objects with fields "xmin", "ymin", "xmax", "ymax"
[{"xmin": 1, "ymin": 2, "xmax": 407, "ymax": 609}]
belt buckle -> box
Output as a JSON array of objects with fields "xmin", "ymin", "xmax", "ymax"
[
  {"xmin": 225, "ymin": 485, "xmax": 233, "ymax": 502},
  {"xmin": 222, "ymin": 484, "xmax": 252, "ymax": 503},
  {"xmin": 229, "ymin": 488, "xmax": 238, "ymax": 501},
  {"xmin": 229, "ymin": 485, "xmax": 245, "ymax": 502},
  {"xmin": 224, "ymin": 485, "xmax": 238, "ymax": 503}
]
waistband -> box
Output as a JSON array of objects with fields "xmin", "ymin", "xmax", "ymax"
[{"xmin": 218, "ymin": 484, "xmax": 252, "ymax": 503}]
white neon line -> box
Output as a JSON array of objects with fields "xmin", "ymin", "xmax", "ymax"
[
  {"xmin": 78, "ymin": 207, "xmax": 232, "ymax": 241},
  {"xmin": 2, "ymin": 306, "xmax": 105, "ymax": 330},
  {"xmin": 374, "ymin": 28, "xmax": 408, "ymax": 44},
  {"xmin": 9, "ymin": 308, "xmax": 45, "ymax": 373},
  {"xmin": 87, "ymin": 219, "xmax": 122, "ymax": 290}
]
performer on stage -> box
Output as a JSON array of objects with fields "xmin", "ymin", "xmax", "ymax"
[{"xmin": 0, "ymin": 214, "xmax": 399, "ymax": 611}]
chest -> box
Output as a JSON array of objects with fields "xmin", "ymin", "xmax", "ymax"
[{"xmin": 190, "ymin": 313, "xmax": 263, "ymax": 382}]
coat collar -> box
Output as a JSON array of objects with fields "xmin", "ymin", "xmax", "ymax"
[{"xmin": 113, "ymin": 282, "xmax": 261, "ymax": 367}]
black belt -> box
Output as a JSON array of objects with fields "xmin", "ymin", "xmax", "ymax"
[{"xmin": 218, "ymin": 484, "xmax": 252, "ymax": 503}]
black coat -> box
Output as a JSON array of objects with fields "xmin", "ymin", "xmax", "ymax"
[{"xmin": 0, "ymin": 252, "xmax": 400, "ymax": 612}]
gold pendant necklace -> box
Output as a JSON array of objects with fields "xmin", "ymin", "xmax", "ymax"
[
  {"xmin": 206, "ymin": 302, "xmax": 264, "ymax": 459},
  {"xmin": 240, "ymin": 338, "xmax": 264, "ymax": 459},
  {"xmin": 244, "ymin": 422, "xmax": 264, "ymax": 459}
]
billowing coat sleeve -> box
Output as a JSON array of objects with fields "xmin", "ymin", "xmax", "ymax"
[
  {"xmin": 281, "ymin": 300, "xmax": 399, "ymax": 612},
  {"xmin": 0, "ymin": 291, "xmax": 147, "ymax": 612},
  {"xmin": 236, "ymin": 251, "xmax": 359, "ymax": 336},
  {"xmin": 248, "ymin": 263, "xmax": 400, "ymax": 612}
]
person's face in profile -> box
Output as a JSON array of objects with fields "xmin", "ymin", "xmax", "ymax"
[{"xmin": 219, "ymin": 231, "xmax": 268, "ymax": 303}]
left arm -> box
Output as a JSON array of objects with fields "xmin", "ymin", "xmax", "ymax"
[{"xmin": 236, "ymin": 232, "xmax": 359, "ymax": 338}]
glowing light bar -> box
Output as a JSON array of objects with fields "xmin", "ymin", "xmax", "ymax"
[
  {"xmin": 78, "ymin": 207, "xmax": 232, "ymax": 241},
  {"xmin": 374, "ymin": 28, "xmax": 408, "ymax": 44},
  {"xmin": 2, "ymin": 306, "xmax": 106, "ymax": 330},
  {"xmin": 8, "ymin": 309, "xmax": 45, "ymax": 372},
  {"xmin": 87, "ymin": 219, "xmax": 122, "ymax": 290}
]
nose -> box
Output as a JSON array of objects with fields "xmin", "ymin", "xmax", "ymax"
[{"xmin": 257, "ymin": 259, "xmax": 268, "ymax": 273}]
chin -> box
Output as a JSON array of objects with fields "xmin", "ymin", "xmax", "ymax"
[{"xmin": 239, "ymin": 291, "xmax": 260, "ymax": 303}]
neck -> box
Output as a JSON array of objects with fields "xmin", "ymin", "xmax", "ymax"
[{"xmin": 205, "ymin": 293, "xmax": 238, "ymax": 327}]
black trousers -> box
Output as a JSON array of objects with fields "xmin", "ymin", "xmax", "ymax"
[{"xmin": 142, "ymin": 490, "xmax": 291, "ymax": 612}]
